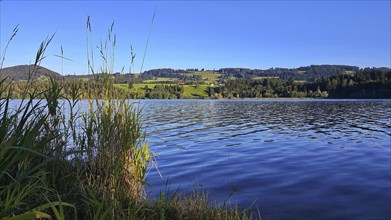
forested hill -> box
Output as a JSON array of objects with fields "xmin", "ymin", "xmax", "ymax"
[
  {"xmin": 2, "ymin": 64, "xmax": 390, "ymax": 83},
  {"xmin": 216, "ymin": 65, "xmax": 362, "ymax": 81},
  {"xmin": 0, "ymin": 65, "xmax": 64, "ymax": 81}
]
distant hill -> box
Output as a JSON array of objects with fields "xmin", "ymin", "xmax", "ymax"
[
  {"xmin": 2, "ymin": 64, "xmax": 390, "ymax": 84},
  {"xmin": 0, "ymin": 65, "xmax": 63, "ymax": 81}
]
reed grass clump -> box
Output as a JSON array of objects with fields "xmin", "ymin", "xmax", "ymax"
[{"xmin": 0, "ymin": 20, "xmax": 254, "ymax": 219}]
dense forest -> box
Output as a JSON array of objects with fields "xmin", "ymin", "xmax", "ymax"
[
  {"xmin": 217, "ymin": 65, "xmax": 360, "ymax": 82},
  {"xmin": 143, "ymin": 68, "xmax": 189, "ymax": 77},
  {"xmin": 129, "ymin": 68, "xmax": 391, "ymax": 99},
  {"xmin": 139, "ymin": 65, "xmax": 365, "ymax": 82},
  {"xmin": 144, "ymin": 85, "xmax": 184, "ymax": 99},
  {"xmin": 217, "ymin": 68, "xmax": 390, "ymax": 99}
]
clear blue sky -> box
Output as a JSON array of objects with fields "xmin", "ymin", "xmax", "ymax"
[{"xmin": 1, "ymin": 0, "xmax": 390, "ymax": 75}]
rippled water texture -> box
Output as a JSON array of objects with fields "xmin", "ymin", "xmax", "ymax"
[{"xmin": 142, "ymin": 99, "xmax": 391, "ymax": 220}]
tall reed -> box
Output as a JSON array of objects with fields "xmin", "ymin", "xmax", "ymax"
[
  {"xmin": 1, "ymin": 19, "xmax": 152, "ymax": 219},
  {"xmin": 0, "ymin": 19, "xmax": 254, "ymax": 219},
  {"xmin": 0, "ymin": 28, "xmax": 76, "ymax": 219}
]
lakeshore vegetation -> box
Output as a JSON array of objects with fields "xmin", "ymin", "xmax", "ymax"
[
  {"xmin": 2, "ymin": 65, "xmax": 390, "ymax": 100},
  {"xmin": 0, "ymin": 70, "xmax": 253, "ymax": 220},
  {"xmin": 0, "ymin": 25, "xmax": 253, "ymax": 219}
]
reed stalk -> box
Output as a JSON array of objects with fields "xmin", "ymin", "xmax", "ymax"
[{"xmin": 0, "ymin": 19, "xmax": 253, "ymax": 220}]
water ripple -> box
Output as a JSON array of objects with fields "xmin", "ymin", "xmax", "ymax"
[{"xmin": 143, "ymin": 99, "xmax": 391, "ymax": 220}]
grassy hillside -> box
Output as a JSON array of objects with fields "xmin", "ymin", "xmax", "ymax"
[
  {"xmin": 252, "ymin": 76, "xmax": 280, "ymax": 80},
  {"xmin": 185, "ymin": 71, "xmax": 222, "ymax": 83},
  {"xmin": 114, "ymin": 83, "xmax": 209, "ymax": 98},
  {"xmin": 143, "ymin": 77, "xmax": 177, "ymax": 83},
  {"xmin": 183, "ymin": 85, "xmax": 209, "ymax": 98}
]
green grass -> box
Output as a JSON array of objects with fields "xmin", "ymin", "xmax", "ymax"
[
  {"xmin": 114, "ymin": 83, "xmax": 163, "ymax": 91},
  {"xmin": 143, "ymin": 77, "xmax": 178, "ymax": 83},
  {"xmin": 183, "ymin": 85, "xmax": 209, "ymax": 98},
  {"xmin": 115, "ymin": 83, "xmax": 209, "ymax": 98},
  {"xmin": 135, "ymin": 83, "xmax": 162, "ymax": 89},
  {"xmin": 252, "ymin": 76, "xmax": 280, "ymax": 80},
  {"xmin": 115, "ymin": 83, "xmax": 129, "ymax": 89},
  {"xmin": 344, "ymin": 70, "xmax": 355, "ymax": 75},
  {"xmin": 116, "ymin": 83, "xmax": 167, "ymax": 89},
  {"xmin": 185, "ymin": 71, "xmax": 222, "ymax": 83},
  {"xmin": 114, "ymin": 83, "xmax": 154, "ymax": 90}
]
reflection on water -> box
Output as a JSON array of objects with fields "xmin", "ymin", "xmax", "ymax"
[{"xmin": 142, "ymin": 99, "xmax": 391, "ymax": 220}]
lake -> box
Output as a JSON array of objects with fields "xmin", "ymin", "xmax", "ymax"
[{"xmin": 141, "ymin": 99, "xmax": 391, "ymax": 220}]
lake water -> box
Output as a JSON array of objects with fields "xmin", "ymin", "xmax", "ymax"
[{"xmin": 141, "ymin": 99, "xmax": 391, "ymax": 220}]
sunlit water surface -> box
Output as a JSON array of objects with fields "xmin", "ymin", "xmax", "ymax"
[{"xmin": 140, "ymin": 99, "xmax": 391, "ymax": 220}]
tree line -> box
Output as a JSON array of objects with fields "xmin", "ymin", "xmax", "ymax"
[
  {"xmin": 217, "ymin": 65, "xmax": 361, "ymax": 82},
  {"xmin": 212, "ymin": 68, "xmax": 390, "ymax": 99},
  {"xmin": 2, "ymin": 67, "xmax": 390, "ymax": 99}
]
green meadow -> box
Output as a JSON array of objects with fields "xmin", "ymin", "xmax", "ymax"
[
  {"xmin": 115, "ymin": 83, "xmax": 209, "ymax": 98},
  {"xmin": 185, "ymin": 71, "xmax": 222, "ymax": 83}
]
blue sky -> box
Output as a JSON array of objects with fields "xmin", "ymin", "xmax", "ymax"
[{"xmin": 1, "ymin": 0, "xmax": 390, "ymax": 74}]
